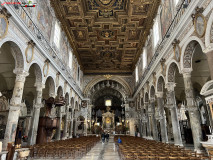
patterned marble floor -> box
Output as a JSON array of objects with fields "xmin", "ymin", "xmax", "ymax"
[{"xmin": 80, "ymin": 136, "xmax": 120, "ymax": 160}]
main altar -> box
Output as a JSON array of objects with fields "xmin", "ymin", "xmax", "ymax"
[{"xmin": 102, "ymin": 106, "xmax": 115, "ymax": 132}]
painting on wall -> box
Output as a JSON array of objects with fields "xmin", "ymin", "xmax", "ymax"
[
  {"xmin": 36, "ymin": 1, "xmax": 53, "ymax": 40},
  {"xmin": 160, "ymin": 0, "xmax": 173, "ymax": 37},
  {"xmin": 0, "ymin": 15, "xmax": 8, "ymax": 39},
  {"xmin": 194, "ymin": 14, "xmax": 206, "ymax": 38},
  {"xmin": 61, "ymin": 36, "xmax": 69, "ymax": 65},
  {"xmin": 147, "ymin": 38, "xmax": 152, "ymax": 65},
  {"xmin": 73, "ymin": 60, "xmax": 78, "ymax": 81}
]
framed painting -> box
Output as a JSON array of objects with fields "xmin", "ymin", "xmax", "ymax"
[
  {"xmin": 173, "ymin": 44, "xmax": 181, "ymax": 62},
  {"xmin": 0, "ymin": 14, "xmax": 8, "ymax": 39},
  {"xmin": 25, "ymin": 44, "xmax": 34, "ymax": 63},
  {"xmin": 43, "ymin": 61, "xmax": 49, "ymax": 77},
  {"xmin": 194, "ymin": 13, "xmax": 206, "ymax": 38}
]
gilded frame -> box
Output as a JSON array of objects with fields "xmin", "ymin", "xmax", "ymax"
[
  {"xmin": 173, "ymin": 44, "xmax": 181, "ymax": 62},
  {"xmin": 25, "ymin": 44, "xmax": 34, "ymax": 63},
  {"xmin": 43, "ymin": 61, "xmax": 49, "ymax": 77},
  {"xmin": 0, "ymin": 14, "xmax": 9, "ymax": 39},
  {"xmin": 194, "ymin": 13, "xmax": 207, "ymax": 38}
]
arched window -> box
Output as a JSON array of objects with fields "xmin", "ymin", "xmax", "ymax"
[
  {"xmin": 135, "ymin": 65, "xmax": 139, "ymax": 82},
  {"xmin": 153, "ymin": 19, "xmax": 160, "ymax": 48},
  {"xmin": 53, "ymin": 21, "xmax": 61, "ymax": 48},
  {"xmin": 143, "ymin": 48, "xmax": 147, "ymax": 70},
  {"xmin": 69, "ymin": 51, "xmax": 73, "ymax": 69}
]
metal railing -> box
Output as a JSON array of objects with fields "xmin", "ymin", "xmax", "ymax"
[
  {"xmin": 4, "ymin": 0, "xmax": 83, "ymax": 96},
  {"xmin": 134, "ymin": 0, "xmax": 192, "ymax": 95}
]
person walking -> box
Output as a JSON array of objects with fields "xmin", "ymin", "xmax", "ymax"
[
  {"xmin": 101, "ymin": 132, "xmax": 105, "ymax": 143},
  {"xmin": 106, "ymin": 132, "xmax": 109, "ymax": 142}
]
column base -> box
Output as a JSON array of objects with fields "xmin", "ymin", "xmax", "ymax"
[{"xmin": 174, "ymin": 143, "xmax": 183, "ymax": 147}]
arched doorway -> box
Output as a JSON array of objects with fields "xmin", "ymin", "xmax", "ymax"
[{"xmin": 89, "ymin": 80, "xmax": 126, "ymax": 134}]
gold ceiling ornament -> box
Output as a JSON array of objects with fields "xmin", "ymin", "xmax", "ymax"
[
  {"xmin": 51, "ymin": 0, "xmax": 160, "ymax": 74},
  {"xmin": 104, "ymin": 74, "xmax": 112, "ymax": 79}
]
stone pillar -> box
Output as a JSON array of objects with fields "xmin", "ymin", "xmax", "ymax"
[
  {"xmin": 156, "ymin": 92, "xmax": 168, "ymax": 143},
  {"xmin": 62, "ymin": 106, "xmax": 69, "ymax": 140},
  {"xmin": 166, "ymin": 82, "xmax": 183, "ymax": 146},
  {"xmin": 142, "ymin": 122, "xmax": 147, "ymax": 137},
  {"xmin": 149, "ymin": 99, "xmax": 158, "ymax": 140},
  {"xmin": 183, "ymin": 72, "xmax": 202, "ymax": 151},
  {"xmin": 145, "ymin": 102, "xmax": 151, "ymax": 137},
  {"xmin": 69, "ymin": 109, "xmax": 74, "ymax": 138},
  {"xmin": 28, "ymin": 83, "xmax": 44, "ymax": 145},
  {"xmin": 73, "ymin": 118, "xmax": 77, "ymax": 137},
  {"xmin": 56, "ymin": 107, "xmax": 62, "ymax": 140},
  {"xmin": 204, "ymin": 48, "xmax": 213, "ymax": 80},
  {"xmin": 3, "ymin": 69, "xmax": 29, "ymax": 149}
]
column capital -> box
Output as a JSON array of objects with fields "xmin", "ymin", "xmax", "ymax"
[
  {"xmin": 186, "ymin": 106, "xmax": 198, "ymax": 113},
  {"xmin": 150, "ymin": 98, "xmax": 155, "ymax": 103},
  {"xmin": 13, "ymin": 69, "xmax": 29, "ymax": 82},
  {"xmin": 182, "ymin": 71, "xmax": 192, "ymax": 78},
  {"xmin": 203, "ymin": 45, "xmax": 213, "ymax": 54},
  {"xmin": 34, "ymin": 103, "xmax": 43, "ymax": 109},
  {"xmin": 156, "ymin": 92, "xmax": 164, "ymax": 98},
  {"xmin": 165, "ymin": 82, "xmax": 176, "ymax": 92},
  {"xmin": 34, "ymin": 83, "xmax": 45, "ymax": 91}
]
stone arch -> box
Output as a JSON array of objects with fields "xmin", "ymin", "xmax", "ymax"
[
  {"xmin": 144, "ymin": 92, "xmax": 149, "ymax": 103},
  {"xmin": 43, "ymin": 76, "xmax": 56, "ymax": 97},
  {"xmin": 75, "ymin": 101, "xmax": 78, "ymax": 110},
  {"xmin": 70, "ymin": 97, "xmax": 74, "ymax": 108},
  {"xmin": 0, "ymin": 40, "xmax": 25, "ymax": 70},
  {"xmin": 57, "ymin": 86, "xmax": 63, "ymax": 97},
  {"xmin": 181, "ymin": 37, "xmax": 205, "ymax": 70},
  {"xmin": 27, "ymin": 63, "xmax": 43, "ymax": 84},
  {"xmin": 65, "ymin": 92, "xmax": 69, "ymax": 105},
  {"xmin": 83, "ymin": 76, "xmax": 132, "ymax": 96},
  {"xmin": 166, "ymin": 60, "xmax": 181, "ymax": 83},
  {"xmin": 149, "ymin": 85, "xmax": 155, "ymax": 99},
  {"xmin": 141, "ymin": 97, "xmax": 144, "ymax": 106},
  {"xmin": 157, "ymin": 76, "xmax": 165, "ymax": 92},
  {"xmin": 205, "ymin": 10, "xmax": 213, "ymax": 47}
]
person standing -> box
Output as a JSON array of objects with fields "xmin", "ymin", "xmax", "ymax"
[
  {"xmin": 106, "ymin": 132, "xmax": 109, "ymax": 142},
  {"xmin": 101, "ymin": 132, "xmax": 105, "ymax": 143}
]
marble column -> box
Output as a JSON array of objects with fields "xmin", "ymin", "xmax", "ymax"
[
  {"xmin": 149, "ymin": 99, "xmax": 158, "ymax": 140},
  {"xmin": 28, "ymin": 83, "xmax": 44, "ymax": 145},
  {"xmin": 62, "ymin": 105, "xmax": 69, "ymax": 140},
  {"xmin": 142, "ymin": 122, "xmax": 147, "ymax": 137},
  {"xmin": 73, "ymin": 118, "xmax": 77, "ymax": 137},
  {"xmin": 183, "ymin": 72, "xmax": 202, "ymax": 151},
  {"xmin": 166, "ymin": 82, "xmax": 183, "ymax": 146},
  {"xmin": 156, "ymin": 92, "xmax": 168, "ymax": 143},
  {"xmin": 69, "ymin": 108, "xmax": 74, "ymax": 138},
  {"xmin": 3, "ymin": 69, "xmax": 29, "ymax": 149},
  {"xmin": 56, "ymin": 107, "xmax": 62, "ymax": 140},
  {"xmin": 145, "ymin": 102, "xmax": 151, "ymax": 137},
  {"xmin": 204, "ymin": 48, "xmax": 213, "ymax": 80}
]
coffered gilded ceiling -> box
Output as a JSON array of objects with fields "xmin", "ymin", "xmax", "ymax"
[{"xmin": 51, "ymin": 0, "xmax": 160, "ymax": 74}]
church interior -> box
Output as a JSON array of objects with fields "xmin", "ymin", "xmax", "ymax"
[{"xmin": 0, "ymin": 0, "xmax": 213, "ymax": 159}]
